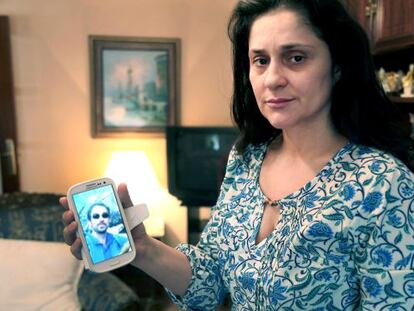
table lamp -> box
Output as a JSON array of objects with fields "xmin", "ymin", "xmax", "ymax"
[{"xmin": 105, "ymin": 151, "xmax": 165, "ymax": 237}]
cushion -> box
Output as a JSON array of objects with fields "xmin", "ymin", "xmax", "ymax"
[
  {"xmin": 0, "ymin": 238, "xmax": 83, "ymax": 311},
  {"xmin": 0, "ymin": 193, "xmax": 65, "ymax": 242}
]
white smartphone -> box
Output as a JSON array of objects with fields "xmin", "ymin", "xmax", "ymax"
[{"xmin": 67, "ymin": 177, "xmax": 136, "ymax": 273}]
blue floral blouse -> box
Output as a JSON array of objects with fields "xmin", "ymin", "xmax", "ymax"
[{"xmin": 166, "ymin": 142, "xmax": 414, "ymax": 310}]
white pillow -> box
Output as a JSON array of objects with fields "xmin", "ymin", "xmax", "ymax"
[{"xmin": 0, "ymin": 238, "xmax": 83, "ymax": 311}]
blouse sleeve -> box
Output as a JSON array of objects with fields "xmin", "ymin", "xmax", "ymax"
[
  {"xmin": 165, "ymin": 147, "xmax": 241, "ymax": 310},
  {"xmin": 353, "ymin": 163, "xmax": 414, "ymax": 309}
]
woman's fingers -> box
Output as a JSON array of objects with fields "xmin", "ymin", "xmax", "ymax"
[
  {"xmin": 63, "ymin": 220, "xmax": 78, "ymax": 245},
  {"xmin": 62, "ymin": 209, "xmax": 75, "ymax": 225},
  {"xmin": 60, "ymin": 196, "xmax": 78, "ymax": 246},
  {"xmin": 70, "ymin": 238, "xmax": 83, "ymax": 260},
  {"xmin": 60, "ymin": 196, "xmax": 82, "ymax": 260},
  {"xmin": 59, "ymin": 196, "xmax": 69, "ymax": 209}
]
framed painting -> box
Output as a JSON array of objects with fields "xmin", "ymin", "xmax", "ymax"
[{"xmin": 89, "ymin": 35, "xmax": 180, "ymax": 137}]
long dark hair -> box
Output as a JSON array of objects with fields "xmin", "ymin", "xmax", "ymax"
[{"xmin": 228, "ymin": 0, "xmax": 414, "ymax": 171}]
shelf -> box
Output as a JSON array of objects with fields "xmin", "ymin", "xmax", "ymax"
[
  {"xmin": 374, "ymin": 38, "xmax": 414, "ymax": 56},
  {"xmin": 389, "ymin": 96, "xmax": 414, "ymax": 115},
  {"xmin": 389, "ymin": 96, "xmax": 414, "ymax": 104}
]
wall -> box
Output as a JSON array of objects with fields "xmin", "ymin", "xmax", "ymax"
[{"xmin": 0, "ymin": 0, "xmax": 237, "ymax": 245}]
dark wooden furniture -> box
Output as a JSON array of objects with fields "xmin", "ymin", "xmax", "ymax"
[
  {"xmin": 346, "ymin": 0, "xmax": 414, "ymax": 53},
  {"xmin": 0, "ymin": 16, "xmax": 20, "ymax": 192},
  {"xmin": 346, "ymin": 0, "xmax": 414, "ymax": 123}
]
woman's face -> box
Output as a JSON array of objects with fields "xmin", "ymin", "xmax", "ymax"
[{"xmin": 248, "ymin": 9, "xmax": 335, "ymax": 132}]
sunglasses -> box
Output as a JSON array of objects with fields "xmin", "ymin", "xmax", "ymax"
[{"xmin": 92, "ymin": 212, "xmax": 109, "ymax": 219}]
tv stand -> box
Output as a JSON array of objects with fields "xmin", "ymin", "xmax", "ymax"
[{"xmin": 186, "ymin": 206, "xmax": 211, "ymax": 245}]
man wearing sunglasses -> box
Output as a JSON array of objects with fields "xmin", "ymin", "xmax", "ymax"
[{"xmin": 85, "ymin": 202, "xmax": 129, "ymax": 263}]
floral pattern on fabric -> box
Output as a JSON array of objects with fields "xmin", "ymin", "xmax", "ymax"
[{"xmin": 166, "ymin": 142, "xmax": 414, "ymax": 310}]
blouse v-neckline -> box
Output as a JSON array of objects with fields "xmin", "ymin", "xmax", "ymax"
[{"xmin": 252, "ymin": 140, "xmax": 354, "ymax": 247}]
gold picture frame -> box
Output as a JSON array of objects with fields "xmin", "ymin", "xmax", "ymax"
[{"xmin": 89, "ymin": 35, "xmax": 180, "ymax": 137}]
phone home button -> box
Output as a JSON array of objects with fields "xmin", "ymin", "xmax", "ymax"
[{"xmin": 110, "ymin": 260, "xmax": 120, "ymax": 266}]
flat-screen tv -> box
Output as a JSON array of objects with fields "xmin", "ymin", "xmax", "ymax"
[{"xmin": 166, "ymin": 126, "xmax": 239, "ymax": 207}]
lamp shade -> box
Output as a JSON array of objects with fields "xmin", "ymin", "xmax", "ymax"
[{"xmin": 105, "ymin": 151, "xmax": 160, "ymax": 204}]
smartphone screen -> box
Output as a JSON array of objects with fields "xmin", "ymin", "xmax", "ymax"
[{"xmin": 71, "ymin": 184, "xmax": 133, "ymax": 265}]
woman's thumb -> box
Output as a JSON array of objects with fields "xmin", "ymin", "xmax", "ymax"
[{"xmin": 117, "ymin": 183, "xmax": 133, "ymax": 208}]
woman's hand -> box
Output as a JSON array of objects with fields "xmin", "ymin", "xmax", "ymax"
[
  {"xmin": 60, "ymin": 182, "xmax": 149, "ymax": 260},
  {"xmin": 60, "ymin": 196, "xmax": 82, "ymax": 260},
  {"xmin": 62, "ymin": 182, "xmax": 191, "ymax": 294}
]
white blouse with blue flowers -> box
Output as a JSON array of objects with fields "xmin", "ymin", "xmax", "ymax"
[{"xmin": 166, "ymin": 142, "xmax": 414, "ymax": 310}]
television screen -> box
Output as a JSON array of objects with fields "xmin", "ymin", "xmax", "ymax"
[{"xmin": 166, "ymin": 126, "xmax": 239, "ymax": 207}]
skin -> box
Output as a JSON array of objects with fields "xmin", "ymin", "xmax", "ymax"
[
  {"xmin": 249, "ymin": 9, "xmax": 347, "ymax": 243},
  {"xmin": 248, "ymin": 8, "xmax": 335, "ymax": 134}
]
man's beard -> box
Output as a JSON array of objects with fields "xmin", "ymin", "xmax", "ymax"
[{"xmin": 95, "ymin": 222, "xmax": 108, "ymax": 233}]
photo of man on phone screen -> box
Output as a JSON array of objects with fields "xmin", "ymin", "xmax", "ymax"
[{"xmin": 85, "ymin": 202, "xmax": 130, "ymax": 263}]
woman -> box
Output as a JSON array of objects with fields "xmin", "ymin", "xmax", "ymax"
[{"xmin": 62, "ymin": 0, "xmax": 414, "ymax": 309}]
